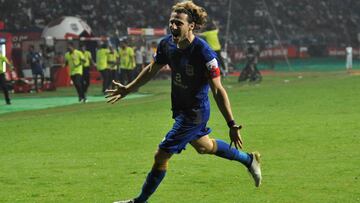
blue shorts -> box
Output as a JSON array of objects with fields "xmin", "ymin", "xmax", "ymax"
[
  {"xmin": 159, "ymin": 110, "xmax": 211, "ymax": 154},
  {"xmin": 31, "ymin": 67, "xmax": 43, "ymax": 75}
]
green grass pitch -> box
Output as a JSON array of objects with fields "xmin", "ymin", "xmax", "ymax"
[{"xmin": 0, "ymin": 72, "xmax": 359, "ymax": 203}]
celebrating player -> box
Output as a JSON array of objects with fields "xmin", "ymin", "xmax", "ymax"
[{"xmin": 106, "ymin": 1, "xmax": 262, "ymax": 203}]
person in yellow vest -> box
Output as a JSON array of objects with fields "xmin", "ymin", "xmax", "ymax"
[
  {"xmin": 199, "ymin": 19, "xmax": 226, "ymax": 75},
  {"xmin": 118, "ymin": 41, "xmax": 135, "ymax": 85},
  {"xmin": 107, "ymin": 45, "xmax": 119, "ymax": 87},
  {"xmin": 96, "ymin": 43, "xmax": 111, "ymax": 93},
  {"xmin": 0, "ymin": 52, "xmax": 14, "ymax": 105},
  {"xmin": 64, "ymin": 42, "xmax": 87, "ymax": 103},
  {"xmin": 81, "ymin": 44, "xmax": 94, "ymax": 94}
]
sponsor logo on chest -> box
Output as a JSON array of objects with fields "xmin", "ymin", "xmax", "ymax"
[{"xmin": 185, "ymin": 64, "xmax": 194, "ymax": 76}]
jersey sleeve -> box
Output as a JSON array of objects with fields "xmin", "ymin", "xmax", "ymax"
[
  {"xmin": 201, "ymin": 45, "xmax": 221, "ymax": 78},
  {"xmin": 154, "ymin": 39, "xmax": 169, "ymax": 65}
]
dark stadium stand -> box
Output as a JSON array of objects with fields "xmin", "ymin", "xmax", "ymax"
[{"xmin": 0, "ymin": 0, "xmax": 359, "ymax": 47}]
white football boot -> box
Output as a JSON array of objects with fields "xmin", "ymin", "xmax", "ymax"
[{"xmin": 248, "ymin": 152, "xmax": 262, "ymax": 187}]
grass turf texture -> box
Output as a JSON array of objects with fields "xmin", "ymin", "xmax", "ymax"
[{"xmin": 0, "ymin": 73, "xmax": 359, "ymax": 203}]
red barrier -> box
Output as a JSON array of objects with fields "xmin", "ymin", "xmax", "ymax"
[{"xmin": 53, "ymin": 66, "xmax": 71, "ymax": 87}]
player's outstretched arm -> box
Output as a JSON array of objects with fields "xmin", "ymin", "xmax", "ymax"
[
  {"xmin": 105, "ymin": 62, "xmax": 165, "ymax": 104},
  {"xmin": 209, "ymin": 76, "xmax": 243, "ymax": 149}
]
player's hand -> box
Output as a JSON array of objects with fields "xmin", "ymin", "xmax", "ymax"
[
  {"xmin": 229, "ymin": 125, "xmax": 243, "ymax": 149},
  {"xmin": 105, "ymin": 80, "xmax": 129, "ymax": 104}
]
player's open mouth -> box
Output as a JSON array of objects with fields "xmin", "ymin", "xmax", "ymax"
[{"xmin": 171, "ymin": 29, "xmax": 180, "ymax": 39}]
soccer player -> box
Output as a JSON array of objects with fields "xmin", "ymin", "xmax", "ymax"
[
  {"xmin": 81, "ymin": 44, "xmax": 94, "ymax": 94},
  {"xmin": 64, "ymin": 42, "xmax": 87, "ymax": 102},
  {"xmin": 0, "ymin": 52, "xmax": 14, "ymax": 105},
  {"xmin": 106, "ymin": 1, "xmax": 262, "ymax": 203}
]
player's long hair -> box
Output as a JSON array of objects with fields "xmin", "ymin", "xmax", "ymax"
[{"xmin": 172, "ymin": 1, "xmax": 208, "ymax": 30}]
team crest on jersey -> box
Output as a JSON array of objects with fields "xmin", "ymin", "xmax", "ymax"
[{"xmin": 185, "ymin": 64, "xmax": 194, "ymax": 76}]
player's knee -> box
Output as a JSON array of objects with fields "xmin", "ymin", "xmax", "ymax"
[
  {"xmin": 153, "ymin": 150, "xmax": 171, "ymax": 170},
  {"xmin": 153, "ymin": 161, "xmax": 168, "ymax": 171},
  {"xmin": 153, "ymin": 157, "xmax": 169, "ymax": 170},
  {"xmin": 194, "ymin": 139, "xmax": 217, "ymax": 155},
  {"xmin": 195, "ymin": 147, "xmax": 210, "ymax": 154}
]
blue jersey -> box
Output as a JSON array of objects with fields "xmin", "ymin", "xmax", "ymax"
[
  {"xmin": 27, "ymin": 52, "xmax": 43, "ymax": 74},
  {"xmin": 154, "ymin": 35, "xmax": 221, "ymax": 121}
]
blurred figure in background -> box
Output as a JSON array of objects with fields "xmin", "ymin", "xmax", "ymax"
[
  {"xmin": 346, "ymin": 45, "xmax": 352, "ymax": 72},
  {"xmin": 118, "ymin": 41, "xmax": 135, "ymax": 85},
  {"xmin": 144, "ymin": 42, "xmax": 157, "ymax": 65},
  {"xmin": 27, "ymin": 45, "xmax": 44, "ymax": 92},
  {"xmin": 81, "ymin": 44, "xmax": 95, "ymax": 94},
  {"xmin": 134, "ymin": 45, "xmax": 144, "ymax": 80},
  {"xmin": 108, "ymin": 45, "xmax": 119, "ymax": 87},
  {"xmin": 64, "ymin": 42, "xmax": 87, "ymax": 102},
  {"xmin": 200, "ymin": 19, "xmax": 227, "ymax": 76},
  {"xmin": 96, "ymin": 43, "xmax": 111, "ymax": 94},
  {"xmin": 238, "ymin": 39, "xmax": 262, "ymax": 83},
  {"xmin": 0, "ymin": 52, "xmax": 14, "ymax": 105},
  {"xmin": 145, "ymin": 45, "xmax": 153, "ymax": 65}
]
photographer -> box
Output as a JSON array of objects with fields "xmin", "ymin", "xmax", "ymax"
[{"xmin": 238, "ymin": 39, "xmax": 262, "ymax": 83}]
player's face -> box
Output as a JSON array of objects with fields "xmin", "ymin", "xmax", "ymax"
[
  {"xmin": 67, "ymin": 44, "xmax": 74, "ymax": 52},
  {"xmin": 169, "ymin": 12, "xmax": 194, "ymax": 44}
]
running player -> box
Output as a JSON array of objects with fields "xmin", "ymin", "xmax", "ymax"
[{"xmin": 106, "ymin": 1, "xmax": 262, "ymax": 202}]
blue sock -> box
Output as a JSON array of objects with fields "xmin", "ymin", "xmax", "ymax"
[
  {"xmin": 215, "ymin": 139, "xmax": 252, "ymax": 167},
  {"xmin": 135, "ymin": 168, "xmax": 166, "ymax": 203}
]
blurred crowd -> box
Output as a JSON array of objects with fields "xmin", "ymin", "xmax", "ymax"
[{"xmin": 0, "ymin": 0, "xmax": 359, "ymax": 47}]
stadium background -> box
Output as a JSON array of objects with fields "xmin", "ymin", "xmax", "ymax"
[{"xmin": 0, "ymin": 0, "xmax": 359, "ymax": 80}]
